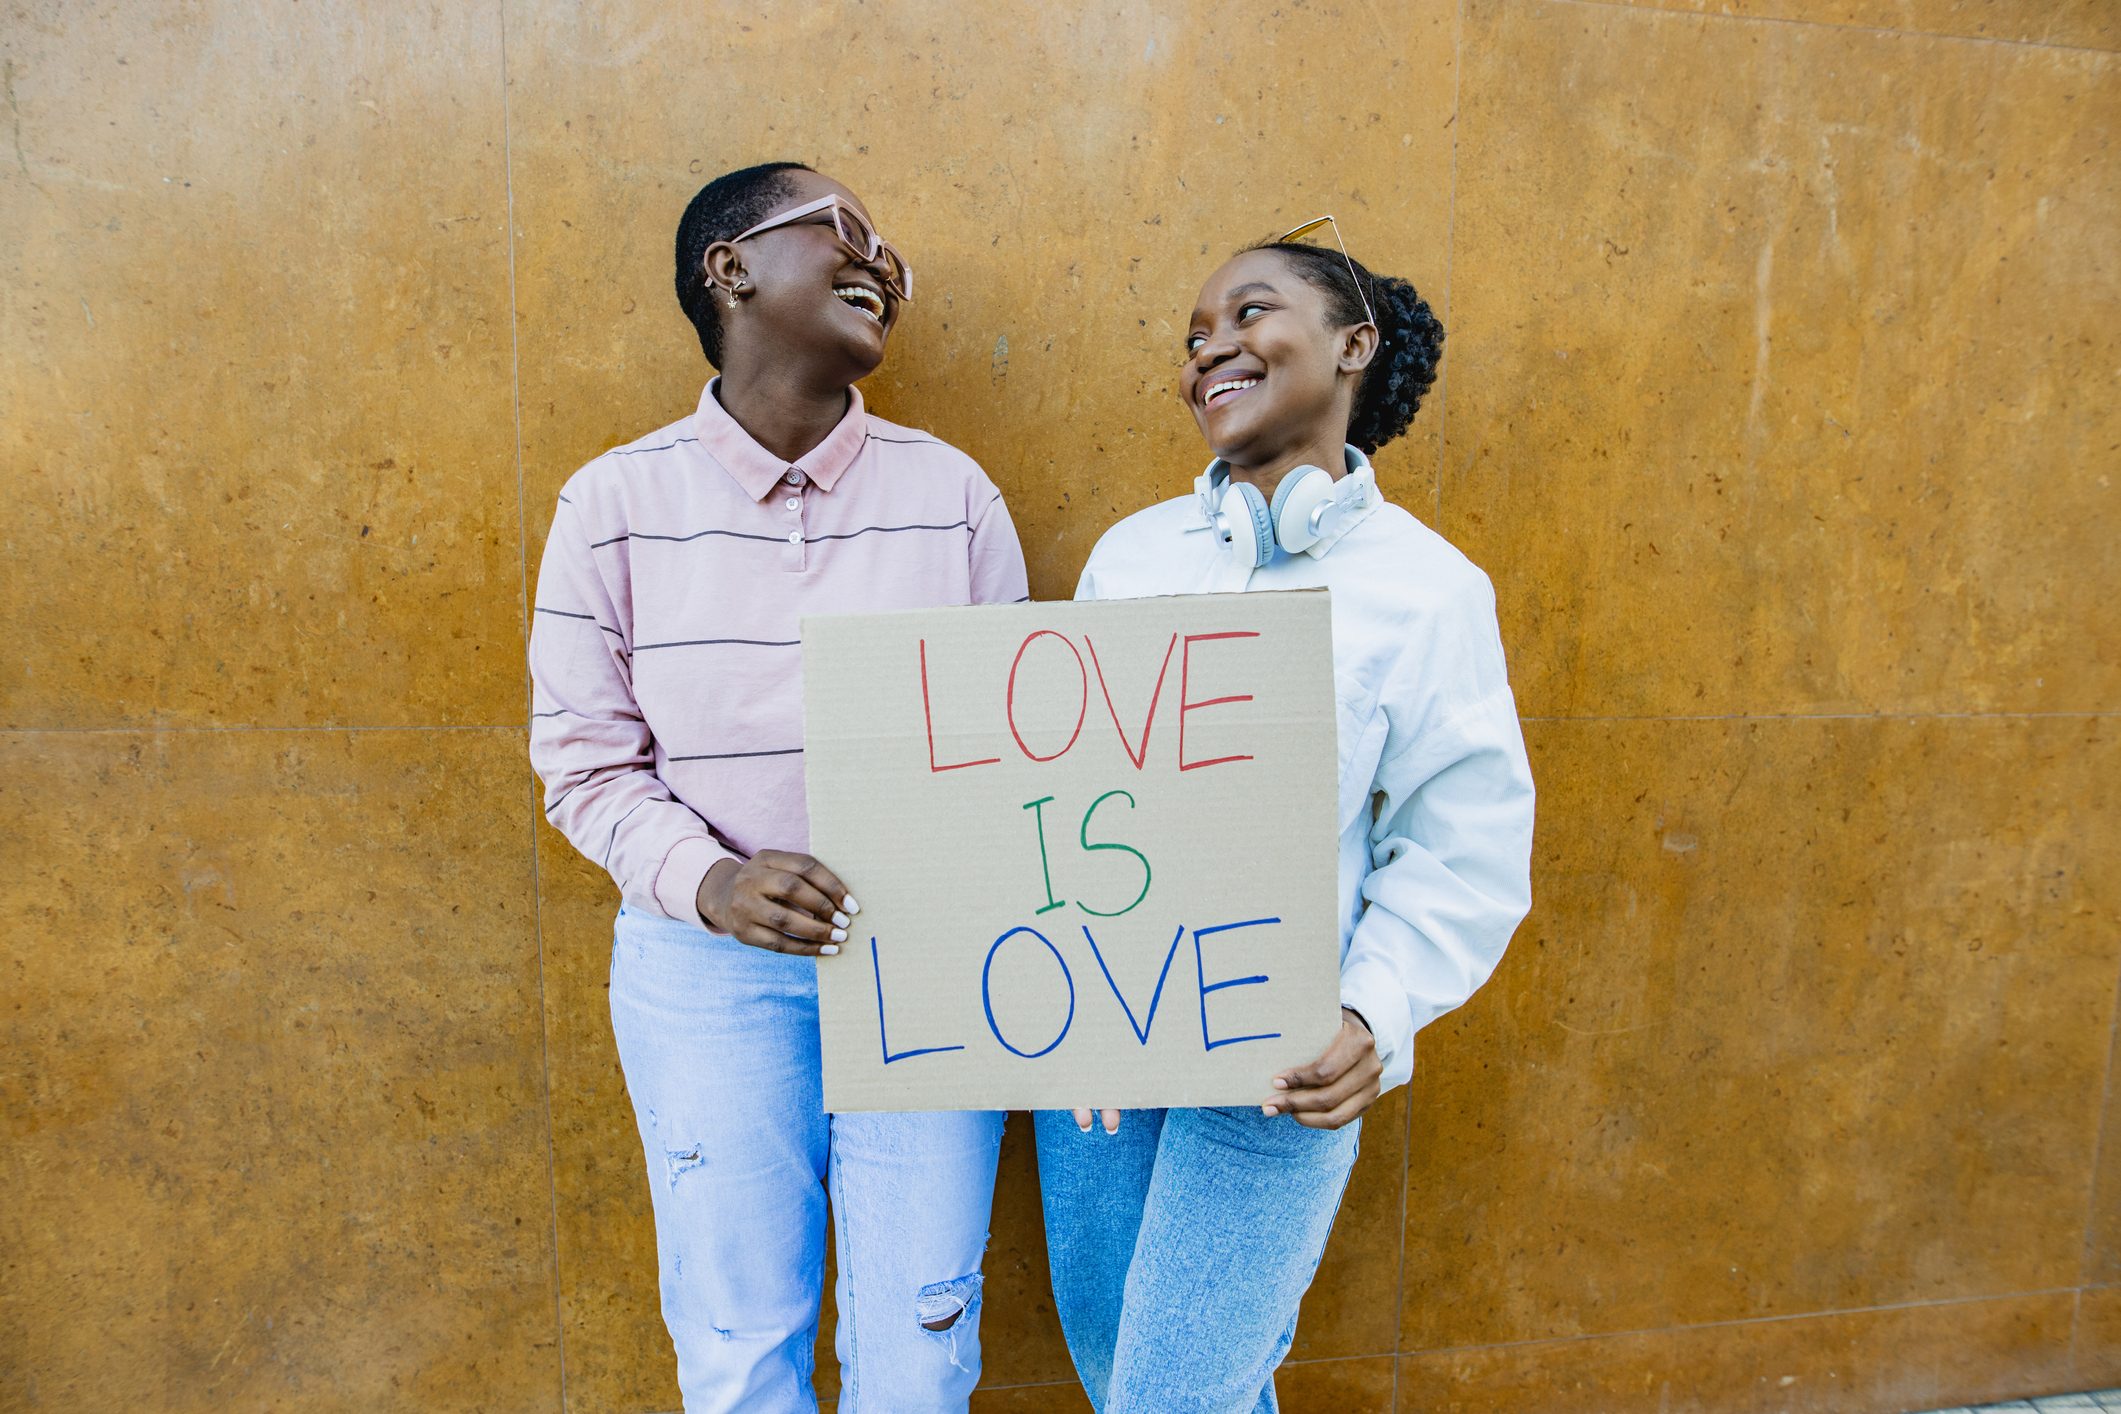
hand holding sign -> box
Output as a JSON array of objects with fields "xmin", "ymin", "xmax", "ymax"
[
  {"xmin": 1266, "ymin": 1008, "xmax": 1382, "ymax": 1129},
  {"xmin": 802, "ymin": 591, "xmax": 1343, "ymax": 1113},
  {"xmin": 697, "ymin": 851, "xmax": 859, "ymax": 958}
]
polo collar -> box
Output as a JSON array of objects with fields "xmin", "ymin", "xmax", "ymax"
[{"xmin": 693, "ymin": 378, "xmax": 869, "ymax": 500}]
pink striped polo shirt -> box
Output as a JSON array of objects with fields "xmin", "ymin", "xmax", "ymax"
[{"xmin": 528, "ymin": 378, "xmax": 1029, "ymax": 925}]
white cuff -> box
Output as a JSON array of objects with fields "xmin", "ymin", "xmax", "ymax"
[{"xmin": 1340, "ymin": 961, "xmax": 1416, "ymax": 1094}]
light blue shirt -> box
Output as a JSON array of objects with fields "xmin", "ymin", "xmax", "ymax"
[{"xmin": 1075, "ymin": 480, "xmax": 1536, "ymax": 1093}]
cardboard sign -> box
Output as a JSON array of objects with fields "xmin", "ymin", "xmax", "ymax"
[{"xmin": 801, "ymin": 591, "xmax": 1343, "ymax": 1112}]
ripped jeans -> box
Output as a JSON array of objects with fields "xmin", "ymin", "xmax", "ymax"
[{"xmin": 609, "ymin": 907, "xmax": 1004, "ymax": 1413}]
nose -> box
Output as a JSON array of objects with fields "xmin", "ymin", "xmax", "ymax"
[
  {"xmin": 1192, "ymin": 334, "xmax": 1240, "ymax": 371},
  {"xmin": 853, "ymin": 251, "xmax": 901, "ymax": 299}
]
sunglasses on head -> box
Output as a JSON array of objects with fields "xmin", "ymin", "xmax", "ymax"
[
  {"xmin": 730, "ymin": 194, "xmax": 914, "ymax": 302},
  {"xmin": 1278, "ymin": 214, "xmax": 1376, "ymax": 330}
]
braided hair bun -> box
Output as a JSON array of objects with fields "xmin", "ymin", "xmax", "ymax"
[{"xmin": 1255, "ymin": 241, "xmax": 1445, "ymax": 454}]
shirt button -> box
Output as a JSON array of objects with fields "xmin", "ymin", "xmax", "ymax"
[
  {"xmin": 786, "ymin": 531, "xmax": 802, "ymax": 544},
  {"xmin": 785, "ymin": 497, "xmax": 801, "ymax": 510},
  {"xmin": 784, "ymin": 469, "xmax": 806, "ymax": 485}
]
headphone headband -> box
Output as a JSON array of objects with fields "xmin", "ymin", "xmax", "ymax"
[{"xmin": 1196, "ymin": 446, "xmax": 1377, "ymax": 568}]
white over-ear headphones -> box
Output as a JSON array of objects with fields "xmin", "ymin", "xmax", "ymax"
[{"xmin": 1195, "ymin": 445, "xmax": 1379, "ymax": 570}]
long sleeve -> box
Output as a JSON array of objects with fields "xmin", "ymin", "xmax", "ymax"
[
  {"xmin": 527, "ymin": 496, "xmax": 736, "ymax": 923},
  {"xmin": 968, "ymin": 483, "xmax": 1030, "ymax": 605},
  {"xmin": 1338, "ymin": 576, "xmax": 1536, "ymax": 1094}
]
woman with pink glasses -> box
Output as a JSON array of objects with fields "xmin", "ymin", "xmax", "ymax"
[{"xmin": 529, "ymin": 163, "xmax": 1026, "ymax": 1412}]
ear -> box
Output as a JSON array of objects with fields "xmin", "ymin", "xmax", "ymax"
[
  {"xmin": 1336, "ymin": 322, "xmax": 1380, "ymax": 376},
  {"xmin": 701, "ymin": 240, "xmax": 748, "ymax": 300}
]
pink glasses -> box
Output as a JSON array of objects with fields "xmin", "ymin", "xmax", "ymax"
[{"xmin": 731, "ymin": 194, "xmax": 913, "ymax": 302}]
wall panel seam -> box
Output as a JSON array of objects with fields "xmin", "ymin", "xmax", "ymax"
[
  {"xmin": 1518, "ymin": 711, "xmax": 2120, "ymax": 724},
  {"xmin": 1391, "ymin": 1062, "xmax": 1419, "ymax": 1410},
  {"xmin": 1394, "ymin": 1284, "xmax": 2086, "ymax": 1358},
  {"xmin": 1534, "ymin": 0, "xmax": 2118, "ymax": 57},
  {"xmin": 2079, "ymin": 965, "xmax": 2121, "ymax": 1286},
  {"xmin": 1407, "ymin": 29, "xmax": 1462, "ymax": 1399},
  {"xmin": 502, "ymin": 14, "xmax": 531, "ymax": 688},
  {"xmin": 2070, "ymin": 1287, "xmax": 2087, "ymax": 1386},
  {"xmin": 1431, "ymin": 0, "xmax": 1466, "ymax": 530},
  {"xmin": 0, "ymin": 724, "xmax": 529, "ymax": 735},
  {"xmin": 523, "ymin": 767, "xmax": 568, "ymax": 1414},
  {"xmin": 496, "ymin": 1, "xmax": 571, "ymax": 1407},
  {"xmin": 6, "ymin": 710, "xmax": 2110, "ymax": 733}
]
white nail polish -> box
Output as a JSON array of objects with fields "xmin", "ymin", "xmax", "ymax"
[
  {"xmin": 819, "ymin": 944, "xmax": 840, "ymax": 956},
  {"xmin": 843, "ymin": 896, "xmax": 860, "ymax": 914},
  {"xmin": 830, "ymin": 928, "xmax": 847, "ymax": 943},
  {"xmin": 831, "ymin": 911, "xmax": 850, "ymax": 928}
]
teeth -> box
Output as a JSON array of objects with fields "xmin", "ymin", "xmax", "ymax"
[
  {"xmin": 834, "ymin": 286, "xmax": 885, "ymax": 322},
  {"xmin": 1205, "ymin": 376, "xmax": 1259, "ymax": 404}
]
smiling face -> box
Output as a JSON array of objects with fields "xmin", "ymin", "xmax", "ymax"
[
  {"xmin": 1181, "ymin": 248, "xmax": 1375, "ymax": 471},
  {"xmin": 704, "ymin": 170, "xmax": 902, "ymax": 384}
]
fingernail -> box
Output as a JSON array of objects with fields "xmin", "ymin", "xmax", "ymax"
[
  {"xmin": 1271, "ymin": 1077, "xmax": 1289, "ymax": 1090},
  {"xmin": 819, "ymin": 944, "xmax": 840, "ymax": 956},
  {"xmin": 831, "ymin": 911, "xmax": 850, "ymax": 928},
  {"xmin": 843, "ymin": 896, "xmax": 860, "ymax": 914},
  {"xmin": 830, "ymin": 928, "xmax": 847, "ymax": 943},
  {"xmin": 1261, "ymin": 1104, "xmax": 1277, "ymax": 1116},
  {"xmin": 1077, "ymin": 1120, "xmax": 1092, "ymax": 1133}
]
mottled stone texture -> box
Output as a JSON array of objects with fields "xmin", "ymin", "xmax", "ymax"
[
  {"xmin": 1444, "ymin": 0, "xmax": 2118, "ymax": 718},
  {"xmin": 0, "ymin": 730, "xmax": 558, "ymax": 1410},
  {"xmin": 1394, "ymin": 1292, "xmax": 2083, "ymax": 1412},
  {"xmin": 0, "ymin": 5, "xmax": 524, "ymax": 730},
  {"xmin": 1402, "ymin": 716, "xmax": 2117, "ymax": 1352},
  {"xmin": 1, "ymin": 0, "xmax": 2113, "ymax": 1411}
]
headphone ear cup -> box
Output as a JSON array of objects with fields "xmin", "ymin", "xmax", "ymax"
[
  {"xmin": 1222, "ymin": 479, "xmax": 1274, "ymax": 569},
  {"xmin": 1270, "ymin": 465, "xmax": 1335, "ymax": 554}
]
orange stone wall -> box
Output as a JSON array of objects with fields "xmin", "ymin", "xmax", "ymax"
[{"xmin": 3, "ymin": 2, "xmax": 2115, "ymax": 1410}]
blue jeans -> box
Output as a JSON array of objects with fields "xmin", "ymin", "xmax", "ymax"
[
  {"xmin": 609, "ymin": 907, "xmax": 1005, "ymax": 1413},
  {"xmin": 1032, "ymin": 1106, "xmax": 1360, "ymax": 1414}
]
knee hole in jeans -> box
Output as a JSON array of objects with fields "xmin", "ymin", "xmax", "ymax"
[
  {"xmin": 917, "ymin": 1273, "xmax": 980, "ymax": 1330},
  {"xmin": 663, "ymin": 1143, "xmax": 707, "ymax": 1189}
]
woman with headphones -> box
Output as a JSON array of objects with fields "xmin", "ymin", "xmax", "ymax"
[{"xmin": 1035, "ymin": 221, "xmax": 1537, "ymax": 1412}]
